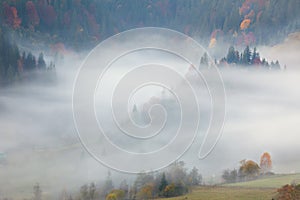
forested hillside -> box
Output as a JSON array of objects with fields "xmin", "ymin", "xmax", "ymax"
[
  {"xmin": 0, "ymin": 0, "xmax": 299, "ymax": 84},
  {"xmin": 1, "ymin": 0, "xmax": 300, "ymax": 50}
]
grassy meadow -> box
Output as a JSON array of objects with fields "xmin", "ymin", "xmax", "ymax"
[{"xmin": 158, "ymin": 174, "xmax": 300, "ymax": 200}]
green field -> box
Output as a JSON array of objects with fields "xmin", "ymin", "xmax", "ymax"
[
  {"xmin": 225, "ymin": 173, "xmax": 300, "ymax": 188},
  {"xmin": 157, "ymin": 174, "xmax": 300, "ymax": 200},
  {"xmin": 157, "ymin": 187, "xmax": 275, "ymax": 200}
]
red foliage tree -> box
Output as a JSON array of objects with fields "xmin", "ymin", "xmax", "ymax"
[{"xmin": 3, "ymin": 2, "xmax": 21, "ymax": 29}]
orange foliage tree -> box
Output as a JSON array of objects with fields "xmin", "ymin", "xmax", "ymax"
[
  {"xmin": 240, "ymin": 19, "xmax": 251, "ymax": 30},
  {"xmin": 260, "ymin": 152, "xmax": 272, "ymax": 174}
]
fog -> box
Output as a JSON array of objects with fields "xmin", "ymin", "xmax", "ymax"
[{"xmin": 1, "ymin": 39, "xmax": 300, "ymax": 199}]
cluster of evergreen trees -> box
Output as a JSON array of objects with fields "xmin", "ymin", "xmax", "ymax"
[
  {"xmin": 221, "ymin": 45, "xmax": 281, "ymax": 69},
  {"xmin": 0, "ymin": 26, "xmax": 54, "ymax": 85},
  {"xmin": 199, "ymin": 46, "xmax": 281, "ymax": 70},
  {"xmin": 1, "ymin": 0, "xmax": 300, "ymax": 49}
]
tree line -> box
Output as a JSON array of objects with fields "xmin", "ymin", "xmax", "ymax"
[
  {"xmin": 6, "ymin": 162, "xmax": 202, "ymax": 200},
  {"xmin": 0, "ymin": 154, "xmax": 274, "ymax": 200}
]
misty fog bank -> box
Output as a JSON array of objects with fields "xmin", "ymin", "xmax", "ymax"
[{"xmin": 0, "ymin": 49, "xmax": 300, "ymax": 198}]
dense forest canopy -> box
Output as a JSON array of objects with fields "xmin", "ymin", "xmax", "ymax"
[{"xmin": 1, "ymin": 0, "xmax": 300, "ymax": 50}]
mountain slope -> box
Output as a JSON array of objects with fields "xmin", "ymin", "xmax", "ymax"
[{"xmin": 1, "ymin": 0, "xmax": 300, "ymax": 50}]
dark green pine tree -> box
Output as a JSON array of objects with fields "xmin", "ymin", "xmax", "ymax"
[
  {"xmin": 242, "ymin": 46, "xmax": 252, "ymax": 66},
  {"xmin": 159, "ymin": 173, "xmax": 168, "ymax": 195},
  {"xmin": 226, "ymin": 46, "xmax": 236, "ymax": 64},
  {"xmin": 37, "ymin": 52, "xmax": 46, "ymax": 70},
  {"xmin": 251, "ymin": 47, "xmax": 258, "ymax": 64},
  {"xmin": 24, "ymin": 52, "xmax": 36, "ymax": 71}
]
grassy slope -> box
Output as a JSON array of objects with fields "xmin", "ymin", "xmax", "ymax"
[
  {"xmin": 225, "ymin": 174, "xmax": 300, "ymax": 188},
  {"xmin": 157, "ymin": 187, "xmax": 275, "ymax": 200},
  {"xmin": 157, "ymin": 174, "xmax": 300, "ymax": 200}
]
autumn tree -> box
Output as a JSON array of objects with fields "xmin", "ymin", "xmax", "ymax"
[
  {"xmin": 3, "ymin": 3, "xmax": 22, "ymax": 29},
  {"xmin": 136, "ymin": 184, "xmax": 154, "ymax": 200},
  {"xmin": 106, "ymin": 189, "xmax": 125, "ymax": 200},
  {"xmin": 105, "ymin": 193, "xmax": 117, "ymax": 200},
  {"xmin": 260, "ymin": 152, "xmax": 272, "ymax": 175},
  {"xmin": 275, "ymin": 184, "xmax": 300, "ymax": 200},
  {"xmin": 239, "ymin": 159, "xmax": 260, "ymax": 180}
]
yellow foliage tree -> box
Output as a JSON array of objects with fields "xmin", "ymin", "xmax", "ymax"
[
  {"xmin": 106, "ymin": 193, "xmax": 117, "ymax": 200},
  {"xmin": 106, "ymin": 190, "xmax": 125, "ymax": 200},
  {"xmin": 136, "ymin": 184, "xmax": 154, "ymax": 200},
  {"xmin": 239, "ymin": 160, "xmax": 260, "ymax": 179}
]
